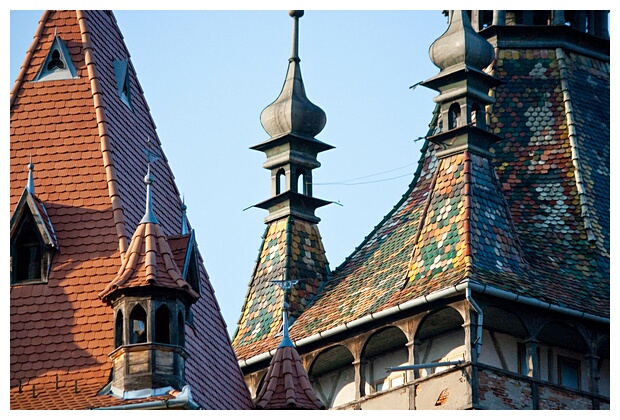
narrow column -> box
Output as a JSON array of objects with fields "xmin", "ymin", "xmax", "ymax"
[
  {"xmin": 524, "ymin": 339, "xmax": 540, "ymax": 379},
  {"xmin": 493, "ymin": 10, "xmax": 506, "ymax": 26},
  {"xmin": 352, "ymin": 358, "xmax": 365, "ymax": 400},
  {"xmin": 551, "ymin": 10, "xmax": 565, "ymax": 25}
]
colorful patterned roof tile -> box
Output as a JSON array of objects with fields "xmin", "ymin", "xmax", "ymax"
[
  {"xmin": 233, "ymin": 216, "xmax": 330, "ymax": 357},
  {"xmin": 234, "ymin": 43, "xmax": 609, "ymax": 364},
  {"xmin": 10, "ymin": 10, "xmax": 253, "ymax": 409}
]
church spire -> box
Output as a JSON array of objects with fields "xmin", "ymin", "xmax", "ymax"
[
  {"xmin": 259, "ymin": 10, "xmax": 326, "ymax": 140},
  {"xmin": 421, "ymin": 10, "xmax": 502, "ymax": 156},
  {"xmin": 252, "ymin": 10, "xmax": 334, "ymax": 224}
]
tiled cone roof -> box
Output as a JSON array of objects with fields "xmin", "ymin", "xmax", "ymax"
[
  {"xmin": 10, "ymin": 10, "xmax": 252, "ymax": 409},
  {"xmin": 254, "ymin": 344, "xmax": 325, "ymax": 409},
  {"xmin": 232, "ymin": 216, "xmax": 330, "ymax": 354},
  {"xmin": 99, "ymin": 221, "xmax": 199, "ymax": 301},
  {"xmin": 234, "ymin": 46, "xmax": 609, "ymax": 362}
]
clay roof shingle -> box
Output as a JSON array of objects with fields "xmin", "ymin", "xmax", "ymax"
[{"xmin": 11, "ymin": 10, "xmax": 253, "ymax": 409}]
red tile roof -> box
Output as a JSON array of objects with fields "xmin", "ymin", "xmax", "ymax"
[
  {"xmin": 254, "ymin": 345, "xmax": 325, "ymax": 410},
  {"xmin": 10, "ymin": 10, "xmax": 252, "ymax": 409},
  {"xmin": 99, "ymin": 221, "xmax": 199, "ymax": 302}
]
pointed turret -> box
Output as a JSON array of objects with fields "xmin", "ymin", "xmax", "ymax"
[
  {"xmin": 405, "ymin": 10, "xmax": 528, "ymax": 290},
  {"xmin": 99, "ymin": 154, "xmax": 198, "ymax": 398},
  {"xmin": 233, "ymin": 10, "xmax": 332, "ymax": 364},
  {"xmin": 253, "ymin": 282, "xmax": 325, "ymax": 410},
  {"xmin": 251, "ymin": 10, "xmax": 334, "ymax": 224}
]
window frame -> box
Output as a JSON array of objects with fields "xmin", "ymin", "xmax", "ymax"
[{"xmin": 557, "ymin": 355, "xmax": 581, "ymax": 390}]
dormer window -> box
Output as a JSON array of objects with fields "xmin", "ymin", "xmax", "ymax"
[
  {"xmin": 12, "ymin": 216, "xmax": 43, "ymax": 283},
  {"xmin": 114, "ymin": 60, "xmax": 132, "ymax": 109},
  {"xmin": 11, "ymin": 188, "xmax": 58, "ymax": 285},
  {"xmin": 33, "ymin": 36, "xmax": 78, "ymax": 82}
]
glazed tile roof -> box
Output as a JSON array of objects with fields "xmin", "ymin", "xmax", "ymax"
[
  {"xmin": 232, "ymin": 216, "xmax": 330, "ymax": 355},
  {"xmin": 254, "ymin": 345, "xmax": 325, "ymax": 410},
  {"xmin": 234, "ymin": 45, "xmax": 609, "ymax": 363},
  {"xmin": 10, "ymin": 10, "xmax": 252, "ymax": 409}
]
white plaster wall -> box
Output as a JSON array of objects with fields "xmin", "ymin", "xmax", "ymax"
[
  {"xmin": 312, "ymin": 365, "xmax": 356, "ymax": 408},
  {"xmin": 364, "ymin": 347, "xmax": 408, "ymax": 394},
  {"xmin": 478, "ymin": 330, "xmax": 520, "ymax": 372},
  {"xmin": 417, "ymin": 330, "xmax": 465, "ymax": 378}
]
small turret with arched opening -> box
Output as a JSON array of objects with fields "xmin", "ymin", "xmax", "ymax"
[
  {"xmin": 251, "ymin": 10, "xmax": 334, "ymax": 224},
  {"xmin": 99, "ymin": 149, "xmax": 199, "ymax": 398}
]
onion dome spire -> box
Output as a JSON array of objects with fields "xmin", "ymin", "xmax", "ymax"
[
  {"xmin": 260, "ymin": 10, "xmax": 326, "ymax": 140},
  {"xmin": 429, "ymin": 10, "xmax": 495, "ymax": 72}
]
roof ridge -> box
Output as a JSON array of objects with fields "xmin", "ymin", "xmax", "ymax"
[
  {"xmin": 400, "ymin": 153, "xmax": 442, "ymax": 289},
  {"xmin": 231, "ymin": 224, "xmax": 271, "ymax": 342},
  {"xmin": 10, "ymin": 11, "xmax": 50, "ymax": 108},
  {"xmin": 76, "ymin": 10, "xmax": 130, "ymax": 262},
  {"xmin": 556, "ymin": 47, "xmax": 596, "ymax": 244}
]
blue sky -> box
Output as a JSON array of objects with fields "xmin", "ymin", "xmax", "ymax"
[{"xmin": 10, "ymin": 9, "xmax": 451, "ymax": 337}]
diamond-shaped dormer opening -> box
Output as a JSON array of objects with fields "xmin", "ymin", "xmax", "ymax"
[
  {"xmin": 33, "ymin": 35, "xmax": 78, "ymax": 82},
  {"xmin": 114, "ymin": 60, "xmax": 132, "ymax": 109}
]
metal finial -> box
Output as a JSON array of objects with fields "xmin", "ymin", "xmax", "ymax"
[
  {"xmin": 272, "ymin": 279, "xmax": 298, "ymax": 348},
  {"xmin": 180, "ymin": 195, "xmax": 189, "ymax": 235},
  {"xmin": 259, "ymin": 9, "xmax": 326, "ymax": 140},
  {"xmin": 289, "ymin": 10, "xmax": 304, "ymax": 61},
  {"xmin": 26, "ymin": 155, "xmax": 35, "ymax": 194},
  {"xmin": 140, "ymin": 138, "xmax": 161, "ymax": 225}
]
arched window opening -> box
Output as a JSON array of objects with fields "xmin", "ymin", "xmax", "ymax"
[
  {"xmin": 415, "ymin": 307, "xmax": 465, "ymax": 378},
  {"xmin": 361, "ymin": 327, "xmax": 408, "ymax": 395},
  {"xmin": 155, "ymin": 305, "xmax": 171, "ymax": 344},
  {"xmin": 177, "ymin": 310, "xmax": 185, "ymax": 347},
  {"xmin": 295, "ymin": 170, "xmax": 311, "ymax": 195},
  {"xmin": 537, "ymin": 321, "xmax": 588, "ymax": 389},
  {"xmin": 13, "ymin": 218, "xmax": 43, "ymax": 283},
  {"xmin": 309, "ymin": 345, "xmax": 355, "ymax": 409},
  {"xmin": 480, "ymin": 10, "xmax": 493, "ymax": 29},
  {"xmin": 470, "ymin": 103, "xmax": 485, "ymax": 129},
  {"xmin": 276, "ymin": 168, "xmax": 286, "ymax": 195},
  {"xmin": 533, "ymin": 11, "xmax": 551, "ymax": 25},
  {"xmin": 480, "ymin": 306, "xmax": 528, "ymax": 373},
  {"xmin": 115, "ymin": 310, "xmax": 124, "ymax": 348},
  {"xmin": 448, "ymin": 103, "xmax": 461, "ymax": 130},
  {"xmin": 129, "ymin": 305, "xmax": 147, "ymax": 344}
]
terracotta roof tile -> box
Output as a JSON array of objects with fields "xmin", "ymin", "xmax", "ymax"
[
  {"xmin": 11, "ymin": 10, "xmax": 252, "ymax": 409},
  {"xmin": 254, "ymin": 345, "xmax": 325, "ymax": 410}
]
